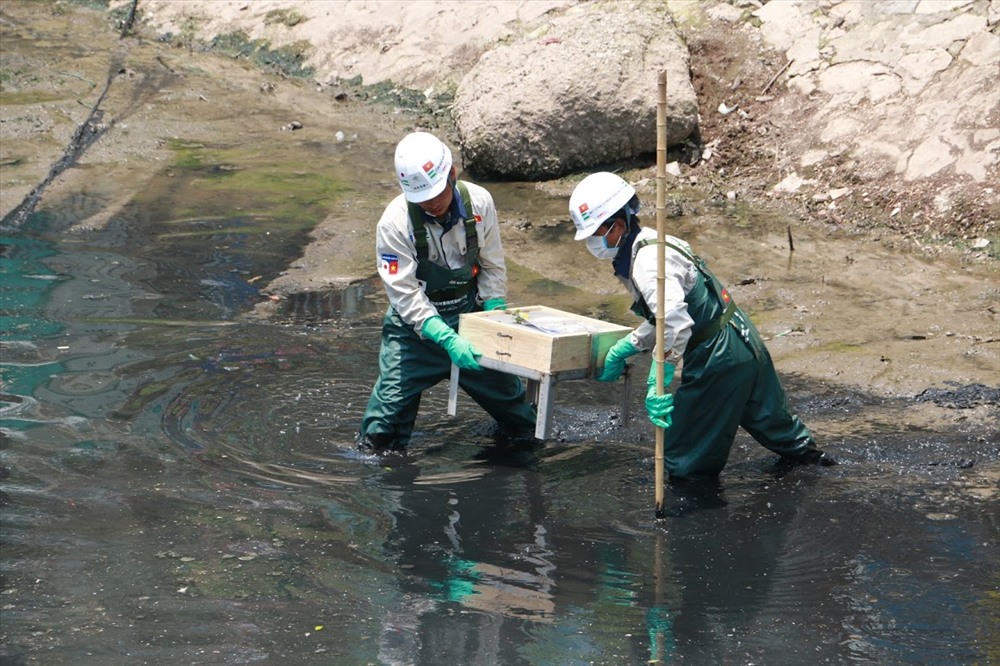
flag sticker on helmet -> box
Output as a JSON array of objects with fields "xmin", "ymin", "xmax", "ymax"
[
  {"xmin": 569, "ymin": 172, "xmax": 638, "ymax": 240},
  {"xmin": 403, "ymin": 174, "xmax": 431, "ymax": 193},
  {"xmin": 395, "ymin": 132, "xmax": 453, "ymax": 203},
  {"xmin": 380, "ymin": 253, "xmax": 399, "ymax": 275}
]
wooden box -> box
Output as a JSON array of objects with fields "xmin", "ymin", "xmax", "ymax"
[{"xmin": 458, "ymin": 305, "xmax": 632, "ymax": 374}]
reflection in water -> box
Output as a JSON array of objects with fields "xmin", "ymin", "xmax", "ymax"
[
  {"xmin": 280, "ymin": 280, "xmax": 382, "ymax": 321},
  {"xmin": 2, "ymin": 184, "xmax": 998, "ymax": 666},
  {"xmin": 655, "ymin": 474, "xmax": 833, "ymax": 664},
  {"xmin": 372, "ymin": 460, "xmax": 559, "ymax": 664}
]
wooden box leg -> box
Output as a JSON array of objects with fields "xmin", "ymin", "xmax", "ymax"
[
  {"xmin": 447, "ymin": 363, "xmax": 459, "ymax": 417},
  {"xmin": 535, "ymin": 373, "xmax": 554, "ymax": 440},
  {"xmin": 525, "ymin": 378, "xmax": 540, "ymax": 405}
]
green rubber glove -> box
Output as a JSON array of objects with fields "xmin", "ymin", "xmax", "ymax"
[
  {"xmin": 597, "ymin": 337, "xmax": 639, "ymax": 382},
  {"xmin": 483, "ymin": 298, "xmax": 507, "ymax": 311},
  {"xmin": 645, "ymin": 361, "xmax": 676, "ymax": 429},
  {"xmin": 422, "ymin": 315, "xmax": 482, "ymax": 370}
]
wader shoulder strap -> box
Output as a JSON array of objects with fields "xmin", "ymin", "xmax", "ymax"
[
  {"xmin": 630, "ymin": 238, "xmax": 693, "ymax": 322},
  {"xmin": 406, "ymin": 182, "xmax": 482, "ymax": 303},
  {"xmin": 687, "ymin": 297, "xmax": 737, "ymax": 346},
  {"xmin": 636, "ymin": 237, "xmax": 695, "ymax": 263},
  {"xmin": 406, "ymin": 181, "xmax": 479, "ymax": 261},
  {"xmin": 632, "ymin": 238, "xmax": 738, "ymax": 347},
  {"xmin": 455, "ymin": 181, "xmax": 478, "ymax": 251}
]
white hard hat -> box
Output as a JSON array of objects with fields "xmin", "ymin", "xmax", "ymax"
[
  {"xmin": 394, "ymin": 132, "xmax": 453, "ymax": 203},
  {"xmin": 569, "ymin": 172, "xmax": 637, "ymax": 240}
]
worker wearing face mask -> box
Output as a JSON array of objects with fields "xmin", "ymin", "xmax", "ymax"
[
  {"xmin": 357, "ymin": 132, "xmax": 536, "ymax": 453},
  {"xmin": 570, "ymin": 172, "xmax": 836, "ymax": 479}
]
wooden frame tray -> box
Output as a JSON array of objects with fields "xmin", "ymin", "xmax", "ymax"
[{"xmin": 458, "ymin": 305, "xmax": 632, "ymax": 374}]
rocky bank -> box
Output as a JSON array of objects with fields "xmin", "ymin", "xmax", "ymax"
[{"xmin": 115, "ymin": 0, "xmax": 999, "ymax": 242}]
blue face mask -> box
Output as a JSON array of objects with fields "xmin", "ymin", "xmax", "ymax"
[{"xmin": 586, "ymin": 232, "xmax": 619, "ymax": 260}]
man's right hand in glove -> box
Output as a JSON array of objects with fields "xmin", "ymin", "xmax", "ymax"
[
  {"xmin": 597, "ymin": 337, "xmax": 640, "ymax": 382},
  {"xmin": 422, "ymin": 315, "xmax": 482, "ymax": 371},
  {"xmin": 645, "ymin": 361, "xmax": 676, "ymax": 429}
]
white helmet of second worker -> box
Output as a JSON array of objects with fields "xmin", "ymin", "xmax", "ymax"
[
  {"xmin": 569, "ymin": 172, "xmax": 637, "ymax": 240},
  {"xmin": 394, "ymin": 132, "xmax": 453, "ymax": 203}
]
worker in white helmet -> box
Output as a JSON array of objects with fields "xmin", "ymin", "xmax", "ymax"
[
  {"xmin": 569, "ymin": 172, "xmax": 836, "ymax": 478},
  {"xmin": 358, "ymin": 132, "xmax": 536, "ymax": 453}
]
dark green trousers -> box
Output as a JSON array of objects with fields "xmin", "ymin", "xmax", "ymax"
[
  {"xmin": 665, "ymin": 310, "xmax": 815, "ymax": 478},
  {"xmin": 360, "ymin": 309, "xmax": 536, "ymax": 447}
]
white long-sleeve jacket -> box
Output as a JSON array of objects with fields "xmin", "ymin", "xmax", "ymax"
[
  {"xmin": 617, "ymin": 228, "xmax": 699, "ymax": 361},
  {"xmin": 374, "ymin": 181, "xmax": 508, "ymax": 334}
]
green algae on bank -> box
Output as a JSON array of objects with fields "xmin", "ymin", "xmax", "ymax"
[
  {"xmin": 160, "ymin": 138, "xmax": 348, "ymax": 223},
  {"xmin": 206, "ymin": 31, "xmax": 315, "ymax": 79}
]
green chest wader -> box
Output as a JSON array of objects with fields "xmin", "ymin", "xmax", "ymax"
[
  {"xmin": 629, "ymin": 239, "xmax": 746, "ymax": 353},
  {"xmin": 627, "ymin": 240, "xmax": 814, "ymax": 477},
  {"xmin": 359, "ymin": 182, "xmax": 534, "ymax": 445},
  {"xmin": 406, "ymin": 181, "xmax": 481, "ymax": 320}
]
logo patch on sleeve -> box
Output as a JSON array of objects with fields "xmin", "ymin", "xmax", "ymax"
[{"xmin": 380, "ymin": 253, "xmax": 399, "ymax": 275}]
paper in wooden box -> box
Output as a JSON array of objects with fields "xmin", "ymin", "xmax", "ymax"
[{"xmin": 458, "ymin": 305, "xmax": 632, "ymax": 373}]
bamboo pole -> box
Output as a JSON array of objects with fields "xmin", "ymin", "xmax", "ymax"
[{"xmin": 654, "ymin": 71, "xmax": 667, "ymax": 518}]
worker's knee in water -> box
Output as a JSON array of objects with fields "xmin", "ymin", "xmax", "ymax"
[
  {"xmin": 785, "ymin": 446, "xmax": 837, "ymax": 467},
  {"xmin": 665, "ymin": 454, "xmax": 728, "ymax": 479},
  {"xmin": 665, "ymin": 474, "xmax": 727, "ymax": 513},
  {"xmin": 667, "ymin": 467, "xmax": 724, "ymax": 482},
  {"xmin": 493, "ymin": 421, "xmax": 542, "ymax": 448},
  {"xmin": 478, "ymin": 397, "xmax": 536, "ymax": 431},
  {"xmin": 356, "ymin": 431, "xmax": 407, "ymax": 454}
]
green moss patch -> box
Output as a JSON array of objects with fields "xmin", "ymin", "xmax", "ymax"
[
  {"xmin": 208, "ymin": 31, "xmax": 314, "ymax": 78},
  {"xmin": 159, "ymin": 138, "xmax": 346, "ymax": 224}
]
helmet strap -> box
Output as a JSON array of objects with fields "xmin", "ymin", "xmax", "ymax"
[{"xmin": 604, "ymin": 217, "xmax": 626, "ymax": 249}]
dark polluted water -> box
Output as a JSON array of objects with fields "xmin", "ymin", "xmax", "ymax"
[{"xmin": 1, "ymin": 195, "xmax": 998, "ymax": 666}]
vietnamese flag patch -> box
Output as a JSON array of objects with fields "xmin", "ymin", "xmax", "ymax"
[
  {"xmin": 380, "ymin": 253, "xmax": 399, "ymax": 275},
  {"xmin": 721, "ymin": 288, "xmax": 731, "ymax": 304},
  {"xmin": 578, "ymin": 203, "xmax": 590, "ymax": 220}
]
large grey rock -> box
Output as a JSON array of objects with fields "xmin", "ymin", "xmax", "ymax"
[{"xmin": 452, "ymin": 0, "xmax": 699, "ymax": 180}]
